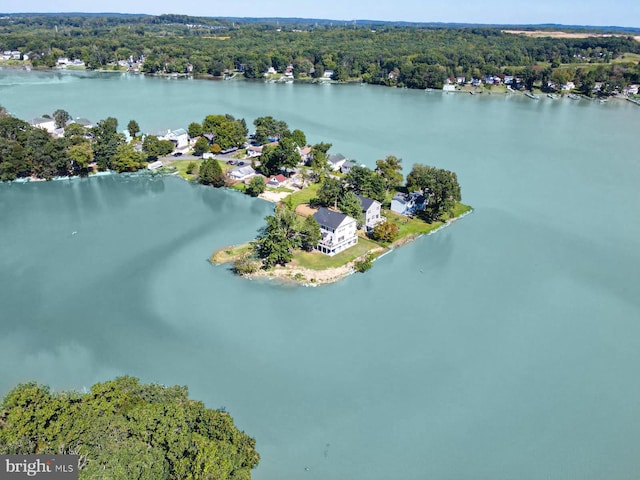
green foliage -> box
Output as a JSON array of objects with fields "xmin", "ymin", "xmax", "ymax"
[
  {"xmin": 371, "ymin": 220, "xmax": 400, "ymax": 243},
  {"xmin": 188, "ymin": 122, "xmax": 203, "ymax": 138},
  {"xmin": 185, "ymin": 161, "xmax": 197, "ymax": 174},
  {"xmin": 406, "ymin": 164, "xmax": 461, "ymax": 222},
  {"xmin": 52, "ymin": 109, "xmax": 71, "ymax": 129},
  {"xmin": 202, "ymin": 114, "xmax": 246, "ymax": 150},
  {"xmin": 112, "ymin": 143, "xmax": 145, "ymax": 173},
  {"xmin": 127, "ymin": 119, "xmax": 140, "ymax": 138},
  {"xmin": 67, "ymin": 141, "xmax": 93, "ymax": 175},
  {"xmin": 259, "ymin": 137, "xmax": 301, "ymax": 176},
  {"xmin": 0, "ymin": 377, "xmax": 259, "ymax": 480},
  {"xmin": 198, "ymin": 158, "xmax": 226, "ymax": 187},
  {"xmin": 253, "ymin": 116, "xmax": 289, "ymax": 144},
  {"xmin": 233, "ymin": 253, "xmax": 261, "ymax": 275},
  {"xmin": 375, "ymin": 155, "xmax": 403, "ymax": 191},
  {"xmin": 252, "ymin": 205, "xmax": 321, "ymax": 268},
  {"xmin": 315, "ymin": 177, "xmax": 343, "ymax": 208},
  {"xmin": 354, "ymin": 253, "xmax": 375, "ymax": 272},
  {"xmin": 193, "ymin": 136, "xmax": 210, "ymax": 156},
  {"xmin": 246, "ymin": 175, "xmax": 266, "ymax": 197},
  {"xmin": 92, "ymin": 117, "xmax": 124, "ymax": 171},
  {"xmin": 288, "ymin": 129, "xmax": 307, "ymax": 147},
  {"xmin": 344, "ymin": 165, "xmax": 386, "ymax": 202},
  {"xmin": 142, "ymin": 135, "xmax": 174, "ymax": 160},
  {"xmin": 338, "ymin": 191, "xmax": 365, "ymax": 228}
]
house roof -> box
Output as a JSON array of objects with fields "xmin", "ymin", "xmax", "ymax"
[
  {"xmin": 31, "ymin": 117, "xmax": 53, "ymax": 125},
  {"xmin": 313, "ymin": 207, "xmax": 353, "ymax": 230},
  {"xmin": 172, "ymin": 128, "xmax": 188, "ymax": 136},
  {"xmin": 269, "ymin": 174, "xmax": 286, "ymax": 183},
  {"xmin": 328, "ymin": 153, "xmax": 346, "ymax": 164},
  {"xmin": 74, "ymin": 118, "xmax": 93, "ymax": 127},
  {"xmin": 231, "ymin": 166, "xmax": 255, "ymax": 177},
  {"xmin": 357, "ymin": 195, "xmax": 379, "ymax": 211}
]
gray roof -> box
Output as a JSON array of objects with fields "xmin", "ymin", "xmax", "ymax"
[
  {"xmin": 231, "ymin": 166, "xmax": 255, "ymax": 176},
  {"xmin": 313, "ymin": 207, "xmax": 352, "ymax": 230},
  {"xmin": 357, "ymin": 194, "xmax": 379, "ymax": 211},
  {"xmin": 328, "ymin": 153, "xmax": 346, "ymax": 164}
]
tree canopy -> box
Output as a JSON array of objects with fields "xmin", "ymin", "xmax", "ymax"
[
  {"xmin": 406, "ymin": 164, "xmax": 461, "ymax": 221},
  {"xmin": 0, "ymin": 376, "xmax": 259, "ymax": 480}
]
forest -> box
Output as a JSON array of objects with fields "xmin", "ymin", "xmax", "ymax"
[
  {"xmin": 0, "ymin": 377, "xmax": 259, "ymax": 479},
  {"xmin": 1, "ymin": 13, "xmax": 639, "ymax": 93}
]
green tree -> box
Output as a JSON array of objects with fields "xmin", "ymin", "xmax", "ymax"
[
  {"xmin": 298, "ymin": 215, "xmax": 321, "ymax": 251},
  {"xmin": 111, "ymin": 143, "xmax": 145, "ymax": 173},
  {"xmin": 371, "ymin": 220, "xmax": 399, "ymax": 243},
  {"xmin": 67, "ymin": 141, "xmax": 93, "ymax": 175},
  {"xmin": 253, "ymin": 116, "xmax": 289, "ymax": 144},
  {"xmin": 246, "ymin": 175, "xmax": 266, "ymax": 197},
  {"xmin": 344, "ymin": 165, "xmax": 386, "ymax": 202},
  {"xmin": 198, "ymin": 158, "xmax": 225, "ymax": 187},
  {"xmin": 316, "ymin": 177, "xmax": 343, "ymax": 209},
  {"xmin": 193, "ymin": 136, "xmax": 210, "ymax": 156},
  {"xmin": 0, "ymin": 377, "xmax": 259, "ymax": 480},
  {"xmin": 338, "ymin": 191, "xmax": 365, "ymax": 228},
  {"xmin": 375, "ymin": 155, "xmax": 403, "ymax": 191},
  {"xmin": 259, "ymin": 137, "xmax": 301, "ymax": 176},
  {"xmin": 92, "ymin": 117, "xmax": 124, "ymax": 171},
  {"xmin": 252, "ymin": 205, "xmax": 299, "ymax": 268},
  {"xmin": 188, "ymin": 122, "xmax": 203, "ymax": 138},
  {"xmin": 288, "ymin": 129, "xmax": 306, "ymax": 147},
  {"xmin": 52, "ymin": 109, "xmax": 71, "ymax": 129},
  {"xmin": 406, "ymin": 164, "xmax": 461, "ymax": 221},
  {"xmin": 127, "ymin": 119, "xmax": 140, "ymax": 138}
]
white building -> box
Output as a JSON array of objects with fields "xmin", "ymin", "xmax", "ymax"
[
  {"xmin": 229, "ymin": 165, "xmax": 256, "ymax": 181},
  {"xmin": 358, "ymin": 195, "xmax": 384, "ymax": 232},
  {"xmin": 30, "ymin": 117, "xmax": 56, "ymax": 134},
  {"xmin": 313, "ymin": 207, "xmax": 358, "ymax": 256},
  {"xmin": 161, "ymin": 128, "xmax": 189, "ymax": 150}
]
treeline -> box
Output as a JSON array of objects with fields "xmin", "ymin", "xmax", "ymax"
[
  {"xmin": 0, "ymin": 377, "xmax": 259, "ymax": 479},
  {"xmin": 1, "ymin": 14, "xmax": 639, "ymax": 90}
]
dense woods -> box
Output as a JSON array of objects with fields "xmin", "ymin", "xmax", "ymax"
[
  {"xmin": 1, "ymin": 14, "xmax": 639, "ymax": 93},
  {"xmin": 0, "ymin": 377, "xmax": 259, "ymax": 480}
]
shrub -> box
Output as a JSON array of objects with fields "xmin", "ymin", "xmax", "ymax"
[
  {"xmin": 371, "ymin": 221, "xmax": 399, "ymax": 243},
  {"xmin": 354, "ymin": 253, "xmax": 374, "ymax": 273}
]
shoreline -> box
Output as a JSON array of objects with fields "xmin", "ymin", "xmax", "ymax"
[{"xmin": 212, "ymin": 208, "xmax": 473, "ymax": 287}]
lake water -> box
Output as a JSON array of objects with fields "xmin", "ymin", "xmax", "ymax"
[{"xmin": 1, "ymin": 69, "xmax": 640, "ymax": 479}]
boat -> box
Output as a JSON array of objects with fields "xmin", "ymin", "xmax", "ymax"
[
  {"xmin": 547, "ymin": 93, "xmax": 558, "ymax": 99},
  {"xmin": 525, "ymin": 92, "xmax": 540, "ymax": 100},
  {"xmin": 568, "ymin": 94, "xmax": 580, "ymax": 100}
]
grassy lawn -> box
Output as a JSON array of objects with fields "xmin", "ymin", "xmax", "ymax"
[
  {"xmin": 287, "ymin": 183, "xmax": 320, "ymax": 208},
  {"xmin": 267, "ymin": 186, "xmax": 294, "ymax": 193},
  {"xmin": 385, "ymin": 202, "xmax": 472, "ymax": 239},
  {"xmin": 231, "ymin": 182, "xmax": 247, "ymax": 192},
  {"xmin": 210, "ymin": 243, "xmax": 252, "ymax": 263},
  {"xmin": 167, "ymin": 159, "xmax": 202, "ymax": 180},
  {"xmin": 291, "ymin": 237, "xmax": 383, "ymax": 270}
]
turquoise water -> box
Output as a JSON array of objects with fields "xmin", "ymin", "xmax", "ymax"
[{"xmin": 1, "ymin": 70, "xmax": 640, "ymax": 479}]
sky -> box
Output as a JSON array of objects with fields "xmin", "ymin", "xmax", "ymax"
[{"xmin": 1, "ymin": 0, "xmax": 639, "ymax": 28}]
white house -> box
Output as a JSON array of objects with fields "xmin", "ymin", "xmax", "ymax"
[
  {"xmin": 161, "ymin": 128, "xmax": 189, "ymax": 150},
  {"xmin": 229, "ymin": 165, "xmax": 256, "ymax": 181},
  {"xmin": 30, "ymin": 117, "xmax": 56, "ymax": 134},
  {"xmin": 267, "ymin": 174, "xmax": 287, "ymax": 187},
  {"xmin": 313, "ymin": 207, "xmax": 358, "ymax": 256},
  {"xmin": 328, "ymin": 153, "xmax": 347, "ymax": 171},
  {"xmin": 357, "ymin": 195, "xmax": 384, "ymax": 231},
  {"xmin": 390, "ymin": 191, "xmax": 427, "ymax": 216}
]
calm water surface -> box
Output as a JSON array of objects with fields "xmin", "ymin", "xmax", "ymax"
[{"xmin": 1, "ymin": 70, "xmax": 640, "ymax": 479}]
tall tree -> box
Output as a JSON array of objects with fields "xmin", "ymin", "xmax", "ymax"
[
  {"xmin": 375, "ymin": 155, "xmax": 403, "ymax": 191},
  {"xmin": 338, "ymin": 191, "xmax": 365, "ymax": 228},
  {"xmin": 198, "ymin": 158, "xmax": 225, "ymax": 187},
  {"xmin": 127, "ymin": 119, "xmax": 140, "ymax": 138},
  {"xmin": 52, "ymin": 109, "xmax": 71, "ymax": 129},
  {"xmin": 406, "ymin": 164, "xmax": 461, "ymax": 221},
  {"xmin": 316, "ymin": 177, "xmax": 343, "ymax": 209}
]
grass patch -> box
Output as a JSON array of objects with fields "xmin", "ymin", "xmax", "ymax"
[
  {"xmin": 210, "ymin": 243, "xmax": 252, "ymax": 264},
  {"xmin": 286, "ymin": 183, "xmax": 320, "ymax": 208},
  {"xmin": 167, "ymin": 159, "xmax": 202, "ymax": 180},
  {"xmin": 291, "ymin": 237, "xmax": 383, "ymax": 270},
  {"xmin": 267, "ymin": 186, "xmax": 294, "ymax": 193},
  {"xmin": 231, "ymin": 182, "xmax": 247, "ymax": 192},
  {"xmin": 384, "ymin": 202, "xmax": 472, "ymax": 239}
]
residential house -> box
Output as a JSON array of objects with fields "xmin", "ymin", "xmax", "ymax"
[
  {"xmin": 357, "ymin": 195, "xmax": 384, "ymax": 232},
  {"xmin": 456, "ymin": 76, "xmax": 466, "ymax": 85},
  {"xmin": 161, "ymin": 128, "xmax": 189, "ymax": 150},
  {"xmin": 323, "ymin": 70, "xmax": 334, "ymax": 79},
  {"xmin": 561, "ymin": 81, "xmax": 575, "ymax": 91},
  {"xmin": 30, "ymin": 117, "xmax": 56, "ymax": 134},
  {"xmin": 229, "ymin": 165, "xmax": 256, "ymax": 181},
  {"xmin": 328, "ymin": 153, "xmax": 347, "ymax": 171},
  {"xmin": 340, "ymin": 160, "xmax": 356, "ymax": 174},
  {"xmin": 313, "ymin": 207, "xmax": 358, "ymax": 256},
  {"xmin": 297, "ymin": 145, "xmax": 312, "ymax": 164},
  {"xmin": 73, "ymin": 118, "xmax": 94, "ymax": 129},
  {"xmin": 267, "ymin": 174, "xmax": 287, "ymax": 187},
  {"xmin": 390, "ymin": 191, "xmax": 427, "ymax": 216}
]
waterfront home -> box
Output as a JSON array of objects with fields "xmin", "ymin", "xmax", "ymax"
[
  {"xmin": 297, "ymin": 145, "xmax": 312, "ymax": 163},
  {"xmin": 161, "ymin": 128, "xmax": 189, "ymax": 150},
  {"xmin": 391, "ymin": 191, "xmax": 427, "ymax": 216},
  {"xmin": 247, "ymin": 145, "xmax": 264, "ymax": 158},
  {"xmin": 229, "ymin": 166, "xmax": 256, "ymax": 181},
  {"xmin": 357, "ymin": 195, "xmax": 384, "ymax": 231},
  {"xmin": 328, "ymin": 153, "xmax": 347, "ymax": 171},
  {"xmin": 313, "ymin": 207, "xmax": 358, "ymax": 256},
  {"xmin": 30, "ymin": 117, "xmax": 56, "ymax": 134},
  {"xmin": 341, "ymin": 160, "xmax": 357, "ymax": 174},
  {"xmin": 267, "ymin": 174, "xmax": 287, "ymax": 187},
  {"xmin": 73, "ymin": 118, "xmax": 94, "ymax": 129}
]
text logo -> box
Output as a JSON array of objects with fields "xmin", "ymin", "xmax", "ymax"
[{"xmin": 0, "ymin": 456, "xmax": 78, "ymax": 479}]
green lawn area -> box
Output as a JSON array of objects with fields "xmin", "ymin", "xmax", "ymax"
[
  {"xmin": 166, "ymin": 159, "xmax": 202, "ymax": 180},
  {"xmin": 287, "ymin": 183, "xmax": 320, "ymax": 208},
  {"xmin": 385, "ymin": 202, "xmax": 472, "ymax": 239},
  {"xmin": 267, "ymin": 186, "xmax": 294, "ymax": 193},
  {"xmin": 210, "ymin": 243, "xmax": 252, "ymax": 263},
  {"xmin": 291, "ymin": 236, "xmax": 383, "ymax": 270}
]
